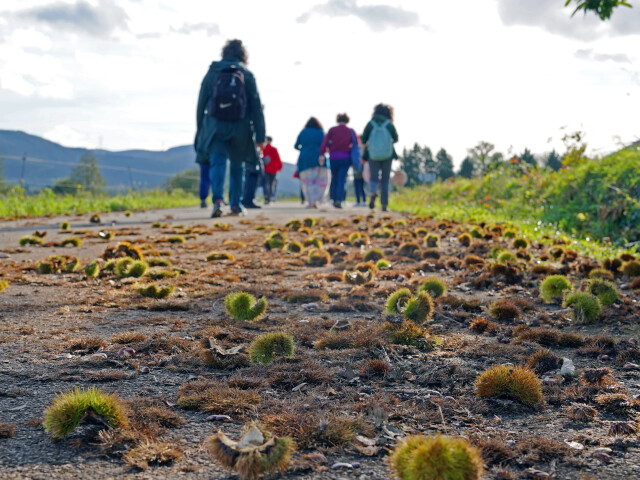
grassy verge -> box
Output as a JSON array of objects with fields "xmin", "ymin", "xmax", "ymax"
[
  {"xmin": 390, "ymin": 147, "xmax": 640, "ymax": 260},
  {"xmin": 0, "ymin": 187, "xmax": 199, "ymax": 219}
]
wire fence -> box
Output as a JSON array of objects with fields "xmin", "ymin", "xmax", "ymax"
[{"xmin": 0, "ymin": 153, "xmax": 200, "ymax": 192}]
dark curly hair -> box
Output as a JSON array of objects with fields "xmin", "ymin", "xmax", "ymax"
[
  {"xmin": 221, "ymin": 39, "xmax": 248, "ymax": 63},
  {"xmin": 373, "ymin": 104, "xmax": 394, "ymax": 122},
  {"xmin": 336, "ymin": 113, "xmax": 350, "ymax": 124},
  {"xmin": 305, "ymin": 117, "xmax": 323, "ymax": 130}
]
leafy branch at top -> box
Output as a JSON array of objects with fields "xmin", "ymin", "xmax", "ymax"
[{"xmin": 565, "ymin": 0, "xmax": 632, "ymax": 20}]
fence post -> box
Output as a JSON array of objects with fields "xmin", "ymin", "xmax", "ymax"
[{"xmin": 20, "ymin": 153, "xmax": 26, "ymax": 188}]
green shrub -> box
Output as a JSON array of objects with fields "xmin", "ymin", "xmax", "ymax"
[
  {"xmin": 389, "ymin": 434, "xmax": 484, "ymax": 480},
  {"xmin": 475, "ymin": 365, "xmax": 543, "ymax": 406},
  {"xmin": 622, "ymin": 261, "xmax": 640, "ymax": 277},
  {"xmin": 513, "ymin": 237, "xmax": 529, "ymax": 249},
  {"xmin": 248, "ymin": 332, "xmax": 295, "ymax": 365},
  {"xmin": 225, "ymin": 292, "xmax": 267, "ymax": 321},
  {"xmin": 137, "ymin": 284, "xmax": 174, "ymax": 299},
  {"xmin": 19, "ymin": 235, "xmax": 42, "ymax": 246},
  {"xmin": 84, "ymin": 261, "xmax": 100, "ymax": 278},
  {"xmin": 425, "ymin": 233, "xmax": 439, "ymax": 248},
  {"xmin": 584, "ymin": 278, "xmax": 619, "ymax": 306},
  {"xmin": 563, "ymin": 292, "xmax": 602, "ymax": 323},
  {"xmin": 418, "ymin": 277, "xmax": 447, "ymax": 298},
  {"xmin": 540, "ymin": 275, "xmax": 573, "ymax": 303},
  {"xmin": 43, "ymin": 387, "xmax": 128, "ymax": 439},
  {"xmin": 363, "ymin": 248, "xmax": 384, "ymax": 263},
  {"xmin": 60, "ymin": 237, "xmax": 83, "ymax": 247},
  {"xmin": 376, "ymin": 259, "xmax": 391, "ymax": 269},
  {"xmin": 497, "ymin": 251, "xmax": 516, "ymax": 263}
]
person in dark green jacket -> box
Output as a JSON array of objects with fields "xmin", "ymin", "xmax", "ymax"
[
  {"xmin": 361, "ymin": 104, "xmax": 398, "ymax": 212},
  {"xmin": 195, "ymin": 39, "xmax": 266, "ymax": 217}
]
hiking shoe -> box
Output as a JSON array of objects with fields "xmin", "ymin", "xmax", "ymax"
[
  {"xmin": 200, "ymin": 199, "xmax": 207, "ymax": 208},
  {"xmin": 333, "ymin": 201, "xmax": 342, "ymax": 209},
  {"xmin": 369, "ymin": 194, "xmax": 377, "ymax": 210},
  {"xmin": 211, "ymin": 201, "xmax": 223, "ymax": 218},
  {"xmin": 241, "ymin": 201, "xmax": 261, "ymax": 209},
  {"xmin": 230, "ymin": 205, "xmax": 244, "ymax": 216},
  {"xmin": 382, "ymin": 205, "xmax": 388, "ymax": 212}
]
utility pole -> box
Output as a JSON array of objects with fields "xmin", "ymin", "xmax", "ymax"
[{"xmin": 20, "ymin": 153, "xmax": 26, "ymax": 188}]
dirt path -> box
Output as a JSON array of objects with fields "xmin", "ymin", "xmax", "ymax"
[{"xmin": 0, "ymin": 202, "xmax": 639, "ymax": 480}]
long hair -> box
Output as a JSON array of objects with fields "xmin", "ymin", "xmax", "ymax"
[
  {"xmin": 373, "ymin": 104, "xmax": 394, "ymax": 122},
  {"xmin": 305, "ymin": 117, "xmax": 323, "ymax": 130},
  {"xmin": 221, "ymin": 39, "xmax": 248, "ymax": 63}
]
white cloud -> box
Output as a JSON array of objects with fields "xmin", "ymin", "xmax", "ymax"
[
  {"xmin": 43, "ymin": 124, "xmax": 93, "ymax": 147},
  {"xmin": 297, "ymin": 0, "xmax": 427, "ymax": 32}
]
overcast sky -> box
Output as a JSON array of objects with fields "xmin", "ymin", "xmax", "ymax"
[{"xmin": 0, "ymin": 0, "xmax": 638, "ymax": 166}]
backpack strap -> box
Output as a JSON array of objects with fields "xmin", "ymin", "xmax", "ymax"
[{"xmin": 380, "ymin": 119, "xmax": 390, "ymax": 128}]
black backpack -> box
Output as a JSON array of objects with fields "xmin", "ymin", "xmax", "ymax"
[{"xmin": 208, "ymin": 66, "xmax": 247, "ymax": 121}]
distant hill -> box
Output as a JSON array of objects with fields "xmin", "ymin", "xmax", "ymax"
[{"xmin": 0, "ymin": 130, "xmax": 299, "ymax": 194}]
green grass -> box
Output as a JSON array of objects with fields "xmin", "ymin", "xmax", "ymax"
[
  {"xmin": 0, "ymin": 187, "xmax": 199, "ymax": 219},
  {"xmin": 390, "ymin": 147, "xmax": 640, "ymax": 259}
]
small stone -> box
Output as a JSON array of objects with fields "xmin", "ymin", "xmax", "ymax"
[
  {"xmin": 332, "ymin": 462, "xmax": 353, "ymax": 470},
  {"xmin": 396, "ymin": 275, "xmax": 405, "ymax": 282},
  {"xmin": 140, "ymin": 366, "xmax": 150, "ymax": 374},
  {"xmin": 564, "ymin": 440, "xmax": 584, "ymax": 450},
  {"xmin": 560, "ymin": 358, "xmax": 576, "ymax": 376},
  {"xmin": 118, "ymin": 347, "xmax": 135, "ymax": 359}
]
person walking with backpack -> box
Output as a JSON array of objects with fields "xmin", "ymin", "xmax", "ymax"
[
  {"xmin": 195, "ymin": 39, "xmax": 266, "ymax": 217},
  {"xmin": 295, "ymin": 117, "xmax": 327, "ymax": 209},
  {"xmin": 320, "ymin": 113, "xmax": 360, "ymax": 209},
  {"xmin": 262, "ymin": 136, "xmax": 282, "ymax": 204},
  {"xmin": 361, "ymin": 104, "xmax": 398, "ymax": 212}
]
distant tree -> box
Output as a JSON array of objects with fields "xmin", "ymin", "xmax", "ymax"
[
  {"xmin": 72, "ymin": 153, "xmax": 106, "ymax": 193},
  {"xmin": 467, "ymin": 141, "xmax": 496, "ymax": 176},
  {"xmin": 435, "ymin": 148, "xmax": 455, "ymax": 180},
  {"xmin": 519, "ymin": 148, "xmax": 537, "ymax": 167},
  {"xmin": 565, "ymin": 0, "xmax": 631, "ymax": 20},
  {"xmin": 458, "ymin": 157, "xmax": 475, "ymax": 179},
  {"xmin": 400, "ymin": 143, "xmax": 434, "ymax": 187},
  {"xmin": 165, "ymin": 168, "xmax": 199, "ymax": 195},
  {"xmin": 52, "ymin": 152, "xmax": 106, "ymax": 195},
  {"xmin": 545, "ymin": 150, "xmax": 563, "ymax": 171},
  {"xmin": 488, "ymin": 152, "xmax": 505, "ymax": 171},
  {"xmin": 561, "ymin": 130, "xmax": 588, "ymax": 166},
  {"xmin": 52, "ymin": 177, "xmax": 79, "ymax": 195}
]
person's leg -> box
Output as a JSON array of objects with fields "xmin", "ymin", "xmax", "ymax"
[
  {"xmin": 355, "ymin": 178, "xmax": 364, "ymax": 204},
  {"xmin": 209, "ymin": 151, "xmax": 227, "ymax": 216},
  {"xmin": 368, "ymin": 160, "xmax": 381, "ymax": 209},
  {"xmin": 228, "ymin": 160, "xmax": 244, "ymax": 211},
  {"xmin": 335, "ymin": 160, "xmax": 349, "ymax": 205},
  {"xmin": 269, "ymin": 174, "xmax": 277, "ymax": 202},
  {"xmin": 199, "ymin": 163, "xmax": 210, "ymax": 207},
  {"xmin": 329, "ymin": 162, "xmax": 339, "ymax": 202},
  {"xmin": 380, "ymin": 159, "xmax": 393, "ymax": 209}
]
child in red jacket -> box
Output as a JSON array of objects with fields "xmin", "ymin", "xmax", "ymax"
[{"xmin": 262, "ymin": 136, "xmax": 282, "ymax": 204}]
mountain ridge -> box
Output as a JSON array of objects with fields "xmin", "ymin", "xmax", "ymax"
[{"xmin": 0, "ymin": 130, "xmax": 299, "ymax": 194}]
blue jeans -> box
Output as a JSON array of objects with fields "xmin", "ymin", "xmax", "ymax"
[
  {"xmin": 209, "ymin": 152, "xmax": 244, "ymax": 208},
  {"xmin": 199, "ymin": 163, "xmax": 211, "ymax": 201},
  {"xmin": 354, "ymin": 178, "xmax": 365, "ymax": 203},
  {"xmin": 330, "ymin": 159, "xmax": 350, "ymax": 203}
]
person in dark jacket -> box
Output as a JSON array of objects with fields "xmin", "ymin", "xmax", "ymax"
[
  {"xmin": 320, "ymin": 113, "xmax": 359, "ymax": 209},
  {"xmin": 195, "ymin": 39, "xmax": 266, "ymax": 217},
  {"xmin": 295, "ymin": 117, "xmax": 327, "ymax": 209},
  {"xmin": 361, "ymin": 103, "xmax": 398, "ymax": 212},
  {"xmin": 262, "ymin": 136, "xmax": 282, "ymax": 204}
]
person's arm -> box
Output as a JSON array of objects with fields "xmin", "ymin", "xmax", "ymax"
[
  {"xmin": 319, "ymin": 130, "xmax": 330, "ymax": 155},
  {"xmin": 245, "ymin": 72, "xmax": 266, "ymax": 145},
  {"xmin": 294, "ymin": 133, "xmax": 303, "ymax": 151},
  {"xmin": 361, "ymin": 121, "xmax": 372, "ymax": 144},
  {"xmin": 196, "ymin": 72, "xmax": 211, "ymax": 133},
  {"xmin": 273, "ymin": 147, "xmax": 282, "ymax": 171},
  {"xmin": 388, "ymin": 122, "xmax": 399, "ymax": 143}
]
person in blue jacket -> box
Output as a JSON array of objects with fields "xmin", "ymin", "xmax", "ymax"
[{"xmin": 295, "ymin": 117, "xmax": 327, "ymax": 209}]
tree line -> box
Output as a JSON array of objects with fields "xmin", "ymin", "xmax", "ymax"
[{"xmin": 398, "ymin": 140, "xmax": 572, "ymax": 187}]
